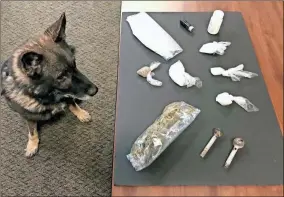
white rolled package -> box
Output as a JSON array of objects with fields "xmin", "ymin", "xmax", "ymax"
[
  {"xmin": 210, "ymin": 64, "xmax": 258, "ymax": 81},
  {"xmin": 199, "ymin": 41, "xmax": 231, "ymax": 55},
  {"xmin": 169, "ymin": 60, "xmax": 202, "ymax": 88},
  {"xmin": 216, "ymin": 92, "xmax": 259, "ymax": 112},
  {"xmin": 126, "ymin": 12, "xmax": 183, "ymax": 61}
]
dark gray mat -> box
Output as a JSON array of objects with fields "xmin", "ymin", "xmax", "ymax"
[
  {"xmin": 113, "ymin": 12, "xmax": 283, "ymax": 186},
  {"xmin": 0, "ymin": 2, "xmax": 120, "ymax": 196}
]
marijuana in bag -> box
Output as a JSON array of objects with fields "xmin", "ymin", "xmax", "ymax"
[{"xmin": 127, "ymin": 101, "xmax": 200, "ymax": 171}]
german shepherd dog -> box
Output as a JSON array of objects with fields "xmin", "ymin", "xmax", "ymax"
[{"xmin": 0, "ymin": 13, "xmax": 98, "ymax": 157}]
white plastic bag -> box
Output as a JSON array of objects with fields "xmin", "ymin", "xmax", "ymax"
[
  {"xmin": 199, "ymin": 41, "xmax": 231, "ymax": 55},
  {"xmin": 216, "ymin": 92, "xmax": 259, "ymax": 112},
  {"xmin": 137, "ymin": 62, "xmax": 162, "ymax": 87},
  {"xmin": 169, "ymin": 60, "xmax": 202, "ymax": 88},
  {"xmin": 210, "ymin": 64, "xmax": 258, "ymax": 81},
  {"xmin": 127, "ymin": 12, "xmax": 183, "ymax": 61}
]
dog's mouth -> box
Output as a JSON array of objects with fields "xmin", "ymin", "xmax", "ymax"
[
  {"xmin": 63, "ymin": 94, "xmax": 92, "ymax": 101},
  {"xmin": 59, "ymin": 85, "xmax": 98, "ymax": 101}
]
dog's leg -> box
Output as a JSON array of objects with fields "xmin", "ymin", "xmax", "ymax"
[
  {"xmin": 69, "ymin": 102, "xmax": 91, "ymax": 122},
  {"xmin": 25, "ymin": 120, "xmax": 39, "ymax": 157}
]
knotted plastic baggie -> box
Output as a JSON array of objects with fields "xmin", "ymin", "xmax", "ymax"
[
  {"xmin": 210, "ymin": 64, "xmax": 258, "ymax": 81},
  {"xmin": 127, "ymin": 12, "xmax": 183, "ymax": 61},
  {"xmin": 169, "ymin": 60, "xmax": 202, "ymax": 88},
  {"xmin": 216, "ymin": 92, "xmax": 259, "ymax": 112},
  {"xmin": 127, "ymin": 101, "xmax": 200, "ymax": 171},
  {"xmin": 199, "ymin": 41, "xmax": 231, "ymax": 55},
  {"xmin": 137, "ymin": 62, "xmax": 162, "ymax": 87}
]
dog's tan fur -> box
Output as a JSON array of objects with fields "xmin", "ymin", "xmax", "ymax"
[
  {"xmin": 26, "ymin": 128, "xmax": 39, "ymax": 157},
  {"xmin": 69, "ymin": 103, "xmax": 92, "ymax": 122}
]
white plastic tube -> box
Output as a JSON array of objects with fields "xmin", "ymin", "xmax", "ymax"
[{"xmin": 207, "ymin": 10, "xmax": 225, "ymax": 35}]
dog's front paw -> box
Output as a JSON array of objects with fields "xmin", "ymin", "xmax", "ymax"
[
  {"xmin": 76, "ymin": 109, "xmax": 92, "ymax": 122},
  {"xmin": 69, "ymin": 103, "xmax": 92, "ymax": 122},
  {"xmin": 25, "ymin": 139, "xmax": 39, "ymax": 158}
]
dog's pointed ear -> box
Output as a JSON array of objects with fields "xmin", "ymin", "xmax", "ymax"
[
  {"xmin": 21, "ymin": 52, "xmax": 43, "ymax": 78},
  {"xmin": 44, "ymin": 12, "xmax": 66, "ymax": 42}
]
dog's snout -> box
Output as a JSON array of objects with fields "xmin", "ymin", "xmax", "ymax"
[{"xmin": 87, "ymin": 86, "xmax": 98, "ymax": 96}]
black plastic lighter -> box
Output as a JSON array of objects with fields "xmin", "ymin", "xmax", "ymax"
[{"xmin": 180, "ymin": 19, "xmax": 194, "ymax": 32}]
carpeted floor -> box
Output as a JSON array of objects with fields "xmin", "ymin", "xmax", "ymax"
[{"xmin": 0, "ymin": 1, "xmax": 121, "ymax": 196}]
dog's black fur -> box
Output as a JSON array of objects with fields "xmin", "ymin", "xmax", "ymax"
[{"xmin": 0, "ymin": 13, "xmax": 98, "ymax": 157}]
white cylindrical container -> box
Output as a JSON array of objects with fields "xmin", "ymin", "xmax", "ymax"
[{"xmin": 207, "ymin": 10, "xmax": 224, "ymax": 35}]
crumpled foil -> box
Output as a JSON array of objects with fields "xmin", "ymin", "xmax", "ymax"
[
  {"xmin": 127, "ymin": 101, "xmax": 201, "ymax": 171},
  {"xmin": 127, "ymin": 12, "xmax": 183, "ymax": 61}
]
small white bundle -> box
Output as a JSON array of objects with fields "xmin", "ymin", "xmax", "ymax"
[
  {"xmin": 199, "ymin": 41, "xmax": 231, "ymax": 55},
  {"xmin": 216, "ymin": 92, "xmax": 259, "ymax": 112},
  {"xmin": 137, "ymin": 61, "xmax": 162, "ymax": 87},
  {"xmin": 210, "ymin": 64, "xmax": 258, "ymax": 81},
  {"xmin": 169, "ymin": 60, "xmax": 202, "ymax": 88}
]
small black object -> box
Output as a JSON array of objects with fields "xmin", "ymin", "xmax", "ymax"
[{"xmin": 180, "ymin": 19, "xmax": 194, "ymax": 32}]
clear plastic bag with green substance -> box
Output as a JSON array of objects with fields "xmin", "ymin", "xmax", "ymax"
[{"xmin": 127, "ymin": 101, "xmax": 201, "ymax": 171}]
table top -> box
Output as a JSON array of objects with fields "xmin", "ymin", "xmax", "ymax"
[{"xmin": 112, "ymin": 1, "xmax": 283, "ymax": 196}]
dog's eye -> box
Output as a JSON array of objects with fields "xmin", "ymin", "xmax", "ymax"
[
  {"xmin": 57, "ymin": 72, "xmax": 66, "ymax": 80},
  {"xmin": 57, "ymin": 75, "xmax": 65, "ymax": 80}
]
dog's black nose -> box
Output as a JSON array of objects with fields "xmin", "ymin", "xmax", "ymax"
[{"xmin": 87, "ymin": 86, "xmax": 98, "ymax": 96}]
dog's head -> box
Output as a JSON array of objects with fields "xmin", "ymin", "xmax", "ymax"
[{"xmin": 17, "ymin": 13, "xmax": 98, "ymax": 101}]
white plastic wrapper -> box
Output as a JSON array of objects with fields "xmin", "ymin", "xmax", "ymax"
[
  {"xmin": 137, "ymin": 61, "xmax": 162, "ymax": 87},
  {"xmin": 127, "ymin": 101, "xmax": 200, "ymax": 171},
  {"xmin": 127, "ymin": 12, "xmax": 183, "ymax": 61},
  {"xmin": 169, "ymin": 60, "xmax": 202, "ymax": 88},
  {"xmin": 199, "ymin": 41, "xmax": 231, "ymax": 55},
  {"xmin": 216, "ymin": 92, "xmax": 259, "ymax": 112},
  {"xmin": 210, "ymin": 64, "xmax": 258, "ymax": 81},
  {"xmin": 146, "ymin": 73, "xmax": 162, "ymax": 86}
]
